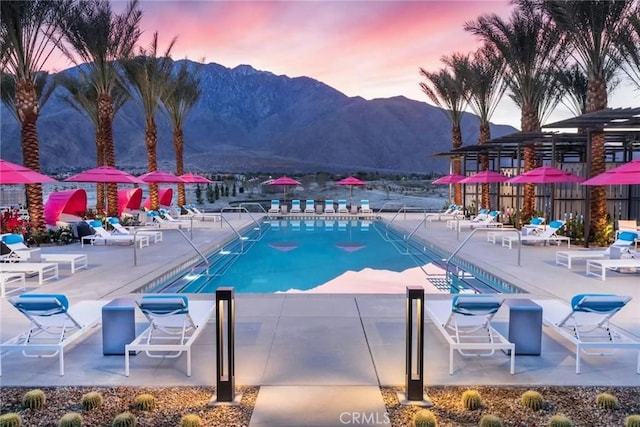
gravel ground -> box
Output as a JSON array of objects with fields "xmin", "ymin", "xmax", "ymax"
[{"xmin": 2, "ymin": 385, "xmax": 639, "ymax": 426}]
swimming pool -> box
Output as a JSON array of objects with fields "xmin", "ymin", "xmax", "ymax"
[{"xmin": 145, "ymin": 219, "xmax": 523, "ymax": 294}]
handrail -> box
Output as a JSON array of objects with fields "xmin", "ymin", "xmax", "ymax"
[
  {"xmin": 239, "ymin": 202, "xmax": 268, "ymax": 214},
  {"xmin": 220, "ymin": 206, "xmax": 260, "ymax": 230},
  {"xmin": 218, "ymin": 215, "xmax": 246, "ymax": 252},
  {"xmin": 406, "ymin": 216, "xmax": 430, "ymax": 243},
  {"xmin": 133, "ymin": 226, "xmax": 209, "ymax": 268},
  {"xmin": 445, "ymin": 228, "xmax": 521, "ymax": 287}
]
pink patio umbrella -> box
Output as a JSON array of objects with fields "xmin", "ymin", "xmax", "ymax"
[
  {"xmin": 179, "ymin": 173, "xmax": 212, "ymax": 184},
  {"xmin": 138, "ymin": 170, "xmax": 186, "ymax": 184},
  {"xmin": 336, "ymin": 176, "xmax": 367, "ymax": 207},
  {"xmin": 432, "ymin": 173, "xmax": 466, "ymax": 184},
  {"xmin": 64, "ymin": 166, "xmax": 143, "ymax": 184},
  {"xmin": 0, "ymin": 158, "xmax": 57, "ymax": 184},
  {"xmin": 459, "ymin": 170, "xmax": 510, "ymax": 184},
  {"xmin": 268, "ymin": 176, "xmax": 302, "ymax": 202},
  {"xmin": 581, "ymin": 159, "xmax": 640, "ymax": 185}
]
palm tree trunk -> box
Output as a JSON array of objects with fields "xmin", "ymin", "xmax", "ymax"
[
  {"xmin": 521, "ymin": 105, "xmax": 541, "ymax": 221},
  {"xmin": 478, "ymin": 121, "xmax": 491, "ymax": 209},
  {"xmin": 145, "ymin": 117, "xmax": 159, "ymax": 210},
  {"xmin": 452, "ymin": 124, "xmax": 463, "ymax": 205},
  {"xmin": 15, "ymin": 79, "xmax": 45, "ymax": 232},
  {"xmin": 99, "ymin": 94, "xmax": 119, "ymax": 217},
  {"xmin": 587, "ymin": 76, "xmax": 608, "ymax": 245},
  {"xmin": 95, "ymin": 126, "xmax": 106, "ymax": 214},
  {"xmin": 173, "ymin": 128, "xmax": 186, "ymax": 208}
]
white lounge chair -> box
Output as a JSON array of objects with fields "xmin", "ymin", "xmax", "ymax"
[
  {"xmin": 502, "ymin": 220, "xmax": 570, "ymax": 249},
  {"xmin": 1, "ymin": 294, "xmax": 104, "ymax": 376},
  {"xmin": 324, "ymin": 200, "xmax": 335, "ymax": 214},
  {"xmin": 425, "ymin": 295, "xmax": 515, "ymax": 375},
  {"xmin": 125, "ymin": 295, "xmax": 215, "ymax": 377},
  {"xmin": 426, "ymin": 205, "xmax": 464, "ymax": 222},
  {"xmin": 304, "ymin": 200, "xmax": 315, "ymax": 213},
  {"xmin": 447, "ymin": 209, "xmax": 488, "ymax": 229},
  {"xmin": 337, "ymin": 200, "xmax": 348, "ymax": 214},
  {"xmin": 533, "ymin": 294, "xmax": 640, "ymax": 373},
  {"xmin": 81, "ymin": 220, "xmax": 150, "ymax": 248},
  {"xmin": 268, "ymin": 200, "xmax": 280, "ymax": 214},
  {"xmin": 0, "ymin": 262, "xmax": 59, "ymax": 284},
  {"xmin": 360, "ymin": 200, "xmax": 373, "ymax": 214},
  {"xmin": 1, "ymin": 233, "xmax": 41, "ymax": 261},
  {"xmin": 451, "ymin": 210, "xmax": 503, "ymax": 231},
  {"xmin": 290, "ymin": 200, "xmax": 302, "ymax": 213},
  {"xmin": 556, "ymin": 231, "xmax": 639, "ymax": 269},
  {"xmin": 0, "ymin": 272, "xmax": 25, "ymax": 298},
  {"xmin": 586, "ymin": 257, "xmax": 640, "ymax": 280},
  {"xmin": 181, "ymin": 204, "xmax": 220, "ymax": 221},
  {"xmin": 107, "ymin": 217, "xmax": 163, "ymax": 243}
]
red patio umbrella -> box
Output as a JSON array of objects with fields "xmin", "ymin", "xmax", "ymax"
[
  {"xmin": 268, "ymin": 176, "xmax": 302, "ymax": 202},
  {"xmin": 459, "ymin": 170, "xmax": 510, "ymax": 184},
  {"xmin": 336, "ymin": 176, "xmax": 367, "ymax": 207},
  {"xmin": 432, "ymin": 174, "xmax": 466, "ymax": 184},
  {"xmin": 581, "ymin": 159, "xmax": 640, "ymax": 185},
  {"xmin": 0, "ymin": 158, "xmax": 57, "ymax": 184},
  {"xmin": 64, "ymin": 166, "xmax": 143, "ymax": 184},
  {"xmin": 179, "ymin": 173, "xmax": 212, "ymax": 184}
]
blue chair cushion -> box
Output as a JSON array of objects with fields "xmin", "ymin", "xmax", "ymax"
[
  {"xmin": 11, "ymin": 294, "xmax": 69, "ymax": 315},
  {"xmin": 549, "ymin": 220, "xmax": 564, "ymax": 229},
  {"xmin": 89, "ymin": 220, "xmax": 103, "ymax": 228},
  {"xmin": 531, "ymin": 218, "xmax": 543, "ymax": 225},
  {"xmin": 571, "ymin": 293, "xmax": 627, "ymax": 313},
  {"xmin": 138, "ymin": 295, "xmax": 189, "ymax": 315},
  {"xmin": 618, "ymin": 231, "xmax": 638, "ymax": 242},
  {"xmin": 2, "ymin": 234, "xmax": 24, "ymax": 244},
  {"xmin": 452, "ymin": 295, "xmax": 502, "ymax": 315},
  {"xmin": 107, "ymin": 217, "xmax": 120, "ymax": 225}
]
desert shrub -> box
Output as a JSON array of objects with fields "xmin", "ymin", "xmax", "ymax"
[
  {"xmin": 595, "ymin": 392, "xmax": 619, "ymax": 410},
  {"xmin": 0, "ymin": 413, "xmax": 22, "ymax": 427},
  {"xmin": 180, "ymin": 414, "xmax": 203, "ymax": 427},
  {"xmin": 111, "ymin": 412, "xmax": 136, "ymax": 427},
  {"xmin": 413, "ymin": 409, "xmax": 438, "ymax": 427},
  {"xmin": 58, "ymin": 412, "xmax": 83, "ymax": 427},
  {"xmin": 80, "ymin": 391, "xmax": 104, "ymax": 410},
  {"xmin": 22, "ymin": 389, "xmax": 46, "ymax": 409},
  {"xmin": 548, "ymin": 414, "xmax": 573, "ymax": 427},
  {"xmin": 133, "ymin": 393, "xmax": 155, "ymax": 411},
  {"xmin": 521, "ymin": 390, "xmax": 544, "ymax": 411},
  {"xmin": 479, "ymin": 414, "xmax": 504, "ymax": 427},
  {"xmin": 461, "ymin": 389, "xmax": 483, "ymax": 410},
  {"xmin": 625, "ymin": 415, "xmax": 640, "ymax": 427}
]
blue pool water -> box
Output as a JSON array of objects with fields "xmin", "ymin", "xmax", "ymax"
[{"xmin": 147, "ymin": 219, "xmax": 521, "ymax": 294}]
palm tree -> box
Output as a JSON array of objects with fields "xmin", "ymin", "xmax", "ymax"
[
  {"xmin": 537, "ymin": 0, "xmax": 635, "ymax": 245},
  {"xmin": 56, "ymin": 0, "xmax": 142, "ymax": 217},
  {"xmin": 0, "ymin": 0, "xmax": 65, "ymax": 231},
  {"xmin": 161, "ymin": 60, "xmax": 202, "ymax": 209},
  {"xmin": 56, "ymin": 71, "xmax": 128, "ymax": 213},
  {"xmin": 618, "ymin": 2, "xmax": 640, "ymax": 90},
  {"xmin": 448, "ymin": 46, "xmax": 507, "ymax": 209},
  {"xmin": 419, "ymin": 62, "xmax": 468, "ymax": 205},
  {"xmin": 465, "ymin": 0, "xmax": 566, "ymax": 221},
  {"xmin": 121, "ymin": 32, "xmax": 176, "ymax": 210}
]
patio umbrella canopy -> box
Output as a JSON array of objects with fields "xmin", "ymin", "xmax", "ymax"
[
  {"xmin": 336, "ymin": 176, "xmax": 367, "ymax": 207},
  {"xmin": 0, "ymin": 158, "xmax": 57, "ymax": 184},
  {"xmin": 179, "ymin": 173, "xmax": 212, "ymax": 184},
  {"xmin": 507, "ymin": 166, "xmax": 583, "ymax": 184},
  {"xmin": 138, "ymin": 170, "xmax": 186, "ymax": 183},
  {"xmin": 459, "ymin": 170, "xmax": 510, "ymax": 184},
  {"xmin": 581, "ymin": 159, "xmax": 640, "ymax": 185},
  {"xmin": 268, "ymin": 176, "xmax": 302, "ymax": 202},
  {"xmin": 432, "ymin": 174, "xmax": 466, "ymax": 184},
  {"xmin": 64, "ymin": 166, "xmax": 143, "ymax": 184}
]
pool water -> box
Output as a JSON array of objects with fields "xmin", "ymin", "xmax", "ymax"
[{"xmin": 148, "ymin": 219, "xmax": 522, "ymax": 295}]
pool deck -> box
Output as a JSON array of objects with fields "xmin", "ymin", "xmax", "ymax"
[{"xmin": 1, "ymin": 213, "xmax": 639, "ymax": 426}]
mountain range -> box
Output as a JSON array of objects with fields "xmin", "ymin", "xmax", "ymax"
[{"xmin": 0, "ymin": 60, "xmax": 518, "ymax": 174}]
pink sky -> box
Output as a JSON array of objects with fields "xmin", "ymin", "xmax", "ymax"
[{"xmin": 49, "ymin": 1, "xmax": 637, "ymax": 130}]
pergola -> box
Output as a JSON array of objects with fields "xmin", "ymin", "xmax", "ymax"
[{"xmin": 433, "ymin": 108, "xmax": 640, "ymax": 242}]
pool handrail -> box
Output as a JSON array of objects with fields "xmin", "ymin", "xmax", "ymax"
[
  {"xmin": 220, "ymin": 206, "xmax": 262, "ymax": 235},
  {"xmin": 239, "ymin": 202, "xmax": 268, "ymax": 215}
]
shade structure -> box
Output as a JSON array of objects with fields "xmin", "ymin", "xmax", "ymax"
[
  {"xmin": 179, "ymin": 173, "xmax": 212, "ymax": 184},
  {"xmin": 432, "ymin": 174, "xmax": 466, "ymax": 184},
  {"xmin": 64, "ymin": 166, "xmax": 143, "ymax": 184},
  {"xmin": 582, "ymin": 159, "xmax": 640, "ymax": 185},
  {"xmin": 336, "ymin": 176, "xmax": 367, "ymax": 207},
  {"xmin": 507, "ymin": 166, "xmax": 583, "ymax": 184},
  {"xmin": 118, "ymin": 188, "xmax": 143, "ymax": 217},
  {"xmin": 44, "ymin": 189, "xmax": 87, "ymax": 226},
  {"xmin": 139, "ymin": 170, "xmax": 186, "ymax": 183},
  {"xmin": 143, "ymin": 187, "xmax": 174, "ymax": 208},
  {"xmin": 0, "ymin": 158, "xmax": 57, "ymax": 184},
  {"xmin": 268, "ymin": 176, "xmax": 302, "ymax": 202},
  {"xmin": 459, "ymin": 170, "xmax": 510, "ymax": 184}
]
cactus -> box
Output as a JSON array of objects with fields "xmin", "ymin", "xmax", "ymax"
[
  {"xmin": 0, "ymin": 413, "xmax": 22, "ymax": 427},
  {"xmin": 461, "ymin": 389, "xmax": 483, "ymax": 410},
  {"xmin": 413, "ymin": 409, "xmax": 438, "ymax": 427},
  {"xmin": 81, "ymin": 391, "xmax": 104, "ymax": 411},
  {"xmin": 133, "ymin": 393, "xmax": 155, "ymax": 411},
  {"xmin": 548, "ymin": 414, "xmax": 573, "ymax": 427},
  {"xmin": 111, "ymin": 412, "xmax": 137, "ymax": 427},
  {"xmin": 180, "ymin": 414, "xmax": 203, "ymax": 427},
  {"xmin": 58, "ymin": 412, "xmax": 83, "ymax": 427},
  {"xmin": 625, "ymin": 415, "xmax": 640, "ymax": 427},
  {"xmin": 479, "ymin": 414, "xmax": 504, "ymax": 427},
  {"xmin": 22, "ymin": 389, "xmax": 46, "ymax": 409},
  {"xmin": 521, "ymin": 390, "xmax": 544, "ymax": 411},
  {"xmin": 596, "ymin": 392, "xmax": 619, "ymax": 410}
]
